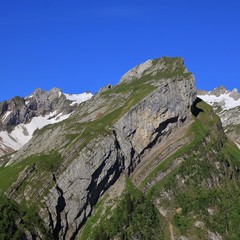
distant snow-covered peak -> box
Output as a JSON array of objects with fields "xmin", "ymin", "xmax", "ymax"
[
  {"xmin": 64, "ymin": 92, "xmax": 93, "ymax": 106},
  {"xmin": 0, "ymin": 111, "xmax": 71, "ymax": 152},
  {"xmin": 0, "ymin": 88, "xmax": 94, "ymax": 158},
  {"xmin": 198, "ymin": 87, "xmax": 240, "ymax": 111}
]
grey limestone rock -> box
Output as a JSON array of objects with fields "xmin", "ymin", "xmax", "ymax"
[
  {"xmin": 42, "ymin": 76, "xmax": 196, "ymax": 239},
  {"xmin": 0, "ymin": 88, "xmax": 76, "ymax": 131},
  {"xmin": 114, "ymin": 78, "xmax": 196, "ymax": 173},
  {"xmin": 5, "ymin": 57, "xmax": 197, "ymax": 239}
]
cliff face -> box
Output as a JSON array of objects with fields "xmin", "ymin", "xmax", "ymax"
[
  {"xmin": 1, "ymin": 58, "xmax": 240, "ymax": 240},
  {"xmin": 44, "ymin": 77, "xmax": 196, "ymax": 239},
  {"xmin": 0, "ymin": 57, "xmax": 196, "ymax": 239},
  {"xmin": 114, "ymin": 78, "xmax": 195, "ymax": 173}
]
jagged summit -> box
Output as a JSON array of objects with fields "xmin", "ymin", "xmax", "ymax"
[
  {"xmin": 0, "ymin": 88, "xmax": 93, "ymax": 157},
  {"xmin": 198, "ymin": 86, "xmax": 240, "ymax": 111},
  {"xmin": 210, "ymin": 85, "xmax": 227, "ymax": 96},
  {"xmin": 199, "ymin": 85, "xmax": 239, "ymax": 97}
]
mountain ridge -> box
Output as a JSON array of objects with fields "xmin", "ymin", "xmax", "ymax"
[{"xmin": 0, "ymin": 57, "xmax": 239, "ymax": 240}]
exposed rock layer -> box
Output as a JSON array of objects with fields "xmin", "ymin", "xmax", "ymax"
[
  {"xmin": 3, "ymin": 57, "xmax": 197, "ymax": 239},
  {"xmin": 43, "ymin": 71, "xmax": 196, "ymax": 238}
]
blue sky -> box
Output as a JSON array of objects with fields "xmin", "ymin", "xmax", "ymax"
[{"xmin": 0, "ymin": 0, "xmax": 239, "ymax": 101}]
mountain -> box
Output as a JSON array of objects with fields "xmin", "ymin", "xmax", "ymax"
[
  {"xmin": 0, "ymin": 57, "xmax": 239, "ymax": 240},
  {"xmin": 0, "ymin": 88, "xmax": 93, "ymax": 160},
  {"xmin": 198, "ymin": 86, "xmax": 240, "ymax": 149}
]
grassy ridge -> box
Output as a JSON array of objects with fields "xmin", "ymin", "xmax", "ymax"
[{"xmin": 140, "ymin": 100, "xmax": 240, "ymax": 239}]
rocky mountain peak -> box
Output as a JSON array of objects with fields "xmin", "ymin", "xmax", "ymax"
[
  {"xmin": 119, "ymin": 59, "xmax": 153, "ymax": 83},
  {"xmin": 0, "ymin": 57, "xmax": 239, "ymax": 240},
  {"xmin": 3, "ymin": 56, "xmax": 197, "ymax": 239},
  {"xmin": 199, "ymin": 85, "xmax": 240, "ymax": 100},
  {"xmin": 119, "ymin": 57, "xmax": 188, "ymax": 84},
  {"xmin": 198, "ymin": 86, "xmax": 240, "ymax": 111},
  {"xmin": 0, "ymin": 88, "xmax": 93, "ymax": 157},
  {"xmin": 229, "ymin": 88, "xmax": 240, "ymax": 100},
  {"xmin": 209, "ymin": 85, "xmax": 227, "ymax": 96},
  {"xmin": 31, "ymin": 87, "xmax": 44, "ymax": 95}
]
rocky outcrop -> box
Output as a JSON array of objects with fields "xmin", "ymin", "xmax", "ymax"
[
  {"xmin": 44, "ymin": 135, "xmax": 124, "ymax": 240},
  {"xmin": 114, "ymin": 78, "xmax": 196, "ymax": 173},
  {"xmin": 42, "ymin": 75, "xmax": 196, "ymax": 238}
]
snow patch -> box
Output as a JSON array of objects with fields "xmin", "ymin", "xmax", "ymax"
[
  {"xmin": 2, "ymin": 111, "xmax": 12, "ymax": 121},
  {"xmin": 64, "ymin": 92, "xmax": 93, "ymax": 106},
  {"xmin": 25, "ymin": 94, "xmax": 33, "ymax": 99},
  {"xmin": 0, "ymin": 111, "xmax": 72, "ymax": 151},
  {"xmin": 58, "ymin": 91, "xmax": 62, "ymax": 98},
  {"xmin": 0, "ymin": 90, "xmax": 93, "ymax": 156},
  {"xmin": 198, "ymin": 92, "xmax": 240, "ymax": 111},
  {"xmin": 233, "ymin": 88, "xmax": 238, "ymax": 93}
]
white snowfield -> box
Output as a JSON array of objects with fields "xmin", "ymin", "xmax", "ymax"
[
  {"xmin": 64, "ymin": 92, "xmax": 93, "ymax": 106},
  {"xmin": 0, "ymin": 91, "xmax": 93, "ymax": 154},
  {"xmin": 0, "ymin": 111, "xmax": 71, "ymax": 151},
  {"xmin": 198, "ymin": 91, "xmax": 240, "ymax": 111},
  {"xmin": 198, "ymin": 89, "xmax": 240, "ymax": 150}
]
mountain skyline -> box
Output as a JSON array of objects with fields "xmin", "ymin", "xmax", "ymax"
[
  {"xmin": 1, "ymin": 0, "xmax": 240, "ymax": 101},
  {"xmin": 1, "ymin": 56, "xmax": 240, "ymax": 240}
]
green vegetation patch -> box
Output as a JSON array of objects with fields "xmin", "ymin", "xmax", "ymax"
[
  {"xmin": 0, "ymin": 195, "xmax": 50, "ymax": 240},
  {"xmin": 141, "ymin": 99, "xmax": 240, "ymax": 239},
  {"xmin": 0, "ymin": 151, "xmax": 61, "ymax": 196},
  {"xmin": 80, "ymin": 179, "xmax": 165, "ymax": 240}
]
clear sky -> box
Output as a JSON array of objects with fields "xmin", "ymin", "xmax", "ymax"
[{"xmin": 0, "ymin": 0, "xmax": 239, "ymax": 101}]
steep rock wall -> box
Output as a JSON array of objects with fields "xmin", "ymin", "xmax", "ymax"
[{"xmin": 43, "ymin": 78, "xmax": 196, "ymax": 239}]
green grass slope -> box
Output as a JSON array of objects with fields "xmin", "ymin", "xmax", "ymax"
[
  {"xmin": 142, "ymin": 100, "xmax": 240, "ymax": 239},
  {"xmin": 79, "ymin": 178, "xmax": 166, "ymax": 240}
]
